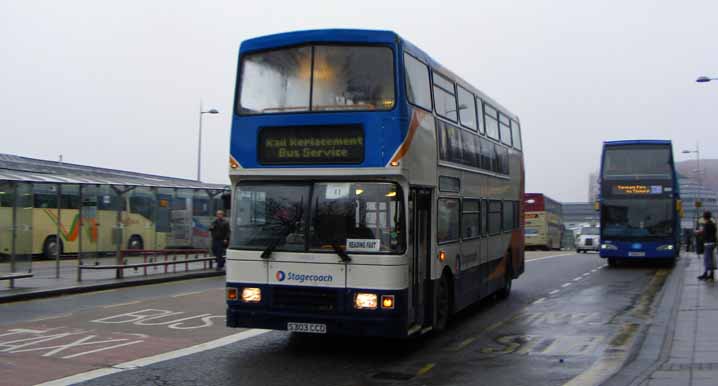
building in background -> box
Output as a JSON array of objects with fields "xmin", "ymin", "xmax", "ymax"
[
  {"xmin": 588, "ymin": 171, "xmax": 600, "ymax": 202},
  {"xmin": 562, "ymin": 202, "xmax": 599, "ymax": 233},
  {"xmin": 679, "ymin": 176, "xmax": 718, "ymax": 230}
]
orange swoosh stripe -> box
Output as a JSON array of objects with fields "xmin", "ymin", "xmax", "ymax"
[{"xmin": 390, "ymin": 109, "xmax": 427, "ymax": 163}]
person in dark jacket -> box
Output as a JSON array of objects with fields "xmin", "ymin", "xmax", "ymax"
[
  {"xmin": 209, "ymin": 210, "xmax": 230, "ymax": 270},
  {"xmin": 697, "ymin": 211, "xmax": 717, "ymax": 280}
]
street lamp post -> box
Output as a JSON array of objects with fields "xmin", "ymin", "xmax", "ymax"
[
  {"xmin": 197, "ymin": 103, "xmax": 219, "ymax": 181},
  {"xmin": 683, "ymin": 145, "xmax": 703, "ymax": 227}
]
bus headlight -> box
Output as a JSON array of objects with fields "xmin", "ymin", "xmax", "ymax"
[
  {"xmin": 601, "ymin": 244, "xmax": 618, "ymax": 250},
  {"xmin": 657, "ymin": 244, "xmax": 674, "ymax": 251},
  {"xmin": 241, "ymin": 287, "xmax": 262, "ymax": 303},
  {"xmin": 354, "ymin": 293, "xmax": 378, "ymax": 310}
]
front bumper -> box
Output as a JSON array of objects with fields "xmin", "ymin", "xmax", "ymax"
[
  {"xmin": 599, "ymin": 240, "xmax": 677, "ymax": 259},
  {"xmin": 226, "ymin": 283, "xmax": 409, "ymax": 337}
]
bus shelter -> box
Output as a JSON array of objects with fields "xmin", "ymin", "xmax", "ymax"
[{"xmin": 0, "ymin": 154, "xmax": 229, "ymax": 283}]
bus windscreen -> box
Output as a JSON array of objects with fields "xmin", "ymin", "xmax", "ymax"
[
  {"xmin": 602, "ymin": 146, "xmax": 672, "ymax": 177},
  {"xmin": 601, "ymin": 198, "xmax": 674, "ymax": 239},
  {"xmin": 238, "ymin": 45, "xmax": 395, "ymax": 114}
]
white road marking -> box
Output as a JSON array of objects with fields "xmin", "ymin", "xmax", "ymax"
[
  {"xmin": 561, "ymin": 283, "xmax": 572, "ymax": 288},
  {"xmin": 573, "ymin": 276, "xmax": 583, "ymax": 281},
  {"xmin": 29, "ymin": 313, "xmax": 72, "ymax": 322},
  {"xmin": 35, "ymin": 329, "xmax": 269, "ymax": 386},
  {"xmin": 526, "ymin": 253, "xmax": 575, "ymax": 263},
  {"xmin": 591, "ymin": 269, "xmax": 598, "ymax": 272},
  {"xmin": 582, "ymin": 273, "xmax": 591, "ymax": 277},
  {"xmin": 532, "ymin": 297, "xmax": 546, "ymax": 305},
  {"xmin": 102, "ymin": 301, "xmax": 141, "ymax": 309},
  {"xmin": 171, "ymin": 290, "xmax": 205, "ymax": 298},
  {"xmin": 549, "ymin": 290, "xmax": 560, "ymax": 295}
]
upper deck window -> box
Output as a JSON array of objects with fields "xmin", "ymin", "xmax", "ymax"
[
  {"xmin": 433, "ymin": 72, "xmax": 457, "ymax": 122},
  {"xmin": 603, "ymin": 146, "xmax": 673, "ymax": 177},
  {"xmin": 511, "ymin": 119, "xmax": 522, "ymax": 150},
  {"xmin": 404, "ymin": 53, "xmax": 432, "ymax": 111},
  {"xmin": 483, "ymin": 103, "xmax": 499, "ymax": 140},
  {"xmin": 499, "ymin": 112, "xmax": 512, "ymax": 146},
  {"xmin": 457, "ymin": 86, "xmax": 477, "ymax": 131},
  {"xmin": 238, "ymin": 45, "xmax": 395, "ymax": 114}
]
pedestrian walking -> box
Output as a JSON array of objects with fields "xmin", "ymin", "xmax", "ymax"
[
  {"xmin": 696, "ymin": 211, "xmax": 717, "ymax": 281},
  {"xmin": 209, "ymin": 210, "xmax": 231, "ymax": 270}
]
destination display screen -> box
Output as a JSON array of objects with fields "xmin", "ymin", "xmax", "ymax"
[
  {"xmin": 606, "ymin": 183, "xmax": 673, "ymax": 197},
  {"xmin": 258, "ymin": 125, "xmax": 364, "ymax": 165}
]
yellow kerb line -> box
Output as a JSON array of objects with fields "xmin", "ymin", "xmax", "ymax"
[{"xmin": 416, "ymin": 363, "xmax": 436, "ymax": 376}]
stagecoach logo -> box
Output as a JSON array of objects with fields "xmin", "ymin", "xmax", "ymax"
[{"xmin": 274, "ymin": 270, "xmax": 333, "ymax": 284}]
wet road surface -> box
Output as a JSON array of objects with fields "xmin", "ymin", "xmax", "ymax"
[{"xmin": 0, "ymin": 252, "xmax": 671, "ymax": 386}]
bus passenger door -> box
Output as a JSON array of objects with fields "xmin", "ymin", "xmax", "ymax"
[{"xmin": 410, "ymin": 188, "xmax": 432, "ymax": 328}]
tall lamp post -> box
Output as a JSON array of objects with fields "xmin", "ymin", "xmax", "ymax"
[
  {"xmin": 197, "ymin": 104, "xmax": 219, "ymax": 181},
  {"xmin": 683, "ymin": 146, "xmax": 703, "ymax": 228}
]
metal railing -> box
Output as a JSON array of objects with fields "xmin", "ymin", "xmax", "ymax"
[{"xmin": 77, "ymin": 249, "xmax": 215, "ymax": 281}]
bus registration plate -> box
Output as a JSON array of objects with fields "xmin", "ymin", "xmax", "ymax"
[
  {"xmin": 287, "ymin": 322, "xmax": 327, "ymax": 334},
  {"xmin": 628, "ymin": 252, "xmax": 645, "ymax": 257}
]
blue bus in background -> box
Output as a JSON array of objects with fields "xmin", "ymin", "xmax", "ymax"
[{"xmin": 598, "ymin": 140, "xmax": 682, "ymax": 266}]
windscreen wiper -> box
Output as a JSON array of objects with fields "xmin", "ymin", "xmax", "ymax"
[
  {"xmin": 260, "ymin": 220, "xmax": 299, "ymax": 259},
  {"xmin": 331, "ymin": 243, "xmax": 351, "ymax": 263},
  {"xmin": 260, "ymin": 237, "xmax": 282, "ymax": 259}
]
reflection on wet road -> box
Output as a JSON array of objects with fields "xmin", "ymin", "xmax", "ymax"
[{"xmin": 65, "ymin": 252, "xmax": 669, "ymax": 386}]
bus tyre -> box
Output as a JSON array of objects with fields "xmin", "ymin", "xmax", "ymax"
[
  {"xmin": 435, "ymin": 274, "xmax": 451, "ymax": 331},
  {"xmin": 497, "ymin": 266, "xmax": 513, "ymax": 300},
  {"xmin": 608, "ymin": 257, "xmax": 618, "ymax": 267},
  {"xmin": 43, "ymin": 236, "xmax": 63, "ymax": 259},
  {"xmin": 128, "ymin": 235, "xmax": 144, "ymax": 250}
]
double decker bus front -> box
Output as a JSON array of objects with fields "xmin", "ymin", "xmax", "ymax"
[
  {"xmin": 225, "ymin": 31, "xmax": 412, "ymax": 337},
  {"xmin": 599, "ymin": 142, "xmax": 679, "ymax": 260}
]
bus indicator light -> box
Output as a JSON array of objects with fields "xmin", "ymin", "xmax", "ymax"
[
  {"xmin": 439, "ymin": 250, "xmax": 446, "ymax": 262},
  {"xmin": 226, "ymin": 287, "xmax": 238, "ymax": 301},
  {"xmin": 381, "ymin": 295, "xmax": 395, "ymax": 309}
]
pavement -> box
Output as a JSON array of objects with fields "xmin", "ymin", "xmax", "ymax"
[
  {"xmin": 612, "ymin": 254, "xmax": 718, "ymax": 386},
  {"xmin": 0, "ymin": 255, "xmax": 223, "ymax": 303}
]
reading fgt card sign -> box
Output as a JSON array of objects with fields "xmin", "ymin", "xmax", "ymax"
[{"xmin": 346, "ymin": 239, "xmax": 381, "ymax": 252}]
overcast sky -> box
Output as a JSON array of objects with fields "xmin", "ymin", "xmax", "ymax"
[{"xmin": 1, "ymin": 0, "xmax": 717, "ymax": 201}]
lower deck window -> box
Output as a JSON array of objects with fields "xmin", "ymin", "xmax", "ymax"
[{"xmin": 438, "ymin": 198, "xmax": 460, "ymax": 243}]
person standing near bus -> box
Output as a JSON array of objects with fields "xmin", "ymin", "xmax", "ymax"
[
  {"xmin": 209, "ymin": 210, "xmax": 230, "ymax": 270},
  {"xmin": 696, "ymin": 211, "xmax": 716, "ymax": 281}
]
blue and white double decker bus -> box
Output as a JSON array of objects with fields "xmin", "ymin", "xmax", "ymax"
[
  {"xmin": 225, "ymin": 29, "xmax": 525, "ymax": 337},
  {"xmin": 599, "ymin": 140, "xmax": 682, "ymax": 266}
]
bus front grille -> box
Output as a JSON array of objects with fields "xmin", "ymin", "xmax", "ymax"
[{"xmin": 272, "ymin": 286, "xmax": 338, "ymax": 312}]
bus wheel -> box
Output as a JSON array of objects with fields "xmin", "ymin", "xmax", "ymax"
[
  {"xmin": 128, "ymin": 235, "xmax": 144, "ymax": 250},
  {"xmin": 608, "ymin": 257, "xmax": 618, "ymax": 267},
  {"xmin": 435, "ymin": 274, "xmax": 451, "ymax": 331},
  {"xmin": 43, "ymin": 236, "xmax": 63, "ymax": 259},
  {"xmin": 497, "ymin": 265, "xmax": 513, "ymax": 300}
]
